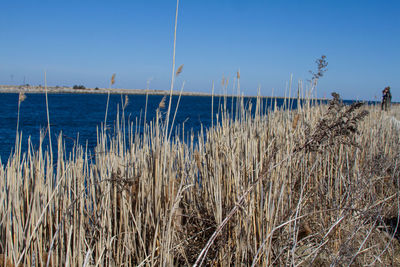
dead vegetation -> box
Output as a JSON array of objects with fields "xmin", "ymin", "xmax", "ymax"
[{"xmin": 0, "ymin": 93, "xmax": 400, "ymax": 266}]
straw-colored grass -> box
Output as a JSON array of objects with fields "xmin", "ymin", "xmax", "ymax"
[{"xmin": 1, "ymin": 94, "xmax": 400, "ymax": 266}]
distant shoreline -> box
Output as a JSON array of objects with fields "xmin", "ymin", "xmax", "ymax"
[
  {"xmin": 0, "ymin": 84, "xmax": 321, "ymax": 101},
  {"xmin": 0, "ymin": 84, "xmax": 210, "ymax": 97}
]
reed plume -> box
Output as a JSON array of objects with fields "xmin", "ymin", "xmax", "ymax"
[
  {"xmin": 123, "ymin": 95, "xmax": 129, "ymax": 110},
  {"xmin": 111, "ymin": 73, "xmax": 116, "ymax": 85},
  {"xmin": 18, "ymin": 92, "xmax": 26, "ymax": 104},
  {"xmin": 158, "ymin": 95, "xmax": 166, "ymax": 109},
  {"xmin": 176, "ymin": 64, "xmax": 184, "ymax": 76},
  {"xmin": 16, "ymin": 92, "xmax": 26, "ymax": 135}
]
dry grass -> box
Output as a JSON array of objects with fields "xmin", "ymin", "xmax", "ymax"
[{"xmin": 0, "ymin": 94, "xmax": 400, "ymax": 266}]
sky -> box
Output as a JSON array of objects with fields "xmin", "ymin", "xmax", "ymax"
[{"xmin": 0, "ymin": 0, "xmax": 399, "ymax": 101}]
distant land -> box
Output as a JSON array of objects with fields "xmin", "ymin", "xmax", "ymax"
[
  {"xmin": 0, "ymin": 84, "xmax": 210, "ymax": 97},
  {"xmin": 0, "ymin": 84, "xmax": 319, "ymax": 100}
]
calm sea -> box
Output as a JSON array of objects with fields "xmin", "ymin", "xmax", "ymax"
[{"xmin": 0, "ymin": 93, "xmax": 357, "ymax": 163}]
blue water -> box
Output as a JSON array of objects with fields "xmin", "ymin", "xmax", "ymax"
[{"xmin": 0, "ymin": 93, "xmax": 362, "ymax": 163}]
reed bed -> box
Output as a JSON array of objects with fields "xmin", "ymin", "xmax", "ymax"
[{"xmin": 1, "ymin": 94, "xmax": 400, "ymax": 266}]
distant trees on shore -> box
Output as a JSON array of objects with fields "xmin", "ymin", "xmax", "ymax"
[{"xmin": 73, "ymin": 85, "xmax": 86, "ymax": 89}]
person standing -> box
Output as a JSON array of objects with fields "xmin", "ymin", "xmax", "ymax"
[
  {"xmin": 382, "ymin": 88, "xmax": 387, "ymax": 110},
  {"xmin": 382, "ymin": 86, "xmax": 392, "ymax": 111}
]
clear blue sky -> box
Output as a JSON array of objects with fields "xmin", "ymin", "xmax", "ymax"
[{"xmin": 1, "ymin": 0, "xmax": 399, "ymax": 101}]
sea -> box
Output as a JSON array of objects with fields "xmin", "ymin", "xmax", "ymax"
[{"xmin": 0, "ymin": 93, "xmax": 361, "ymax": 163}]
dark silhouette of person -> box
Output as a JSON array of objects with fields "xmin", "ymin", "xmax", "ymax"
[{"xmin": 381, "ymin": 86, "xmax": 392, "ymax": 111}]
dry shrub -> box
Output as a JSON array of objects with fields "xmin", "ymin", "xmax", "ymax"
[{"xmin": 296, "ymin": 92, "xmax": 369, "ymax": 152}]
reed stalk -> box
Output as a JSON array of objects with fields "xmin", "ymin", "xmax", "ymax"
[
  {"xmin": 44, "ymin": 71, "xmax": 52, "ymax": 158},
  {"xmin": 104, "ymin": 73, "xmax": 116, "ymax": 127},
  {"xmin": 164, "ymin": 0, "xmax": 180, "ymax": 145}
]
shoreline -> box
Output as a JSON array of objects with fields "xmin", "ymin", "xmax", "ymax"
[
  {"xmin": 0, "ymin": 84, "xmax": 209, "ymax": 96},
  {"xmin": 0, "ymin": 84, "xmax": 321, "ymax": 100}
]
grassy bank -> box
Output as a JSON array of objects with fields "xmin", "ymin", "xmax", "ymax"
[{"xmin": 1, "ymin": 94, "xmax": 399, "ymax": 266}]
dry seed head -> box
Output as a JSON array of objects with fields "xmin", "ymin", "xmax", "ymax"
[
  {"xmin": 124, "ymin": 95, "xmax": 129, "ymax": 109},
  {"xmin": 292, "ymin": 114, "xmax": 300, "ymax": 130},
  {"xmin": 237, "ymin": 70, "xmax": 240, "ymax": 79},
  {"xmin": 158, "ymin": 95, "xmax": 166, "ymax": 109},
  {"xmin": 194, "ymin": 151, "xmax": 202, "ymax": 171},
  {"xmin": 18, "ymin": 92, "xmax": 26, "ymax": 103},
  {"xmin": 221, "ymin": 76, "xmax": 225, "ymax": 87},
  {"xmin": 176, "ymin": 64, "xmax": 184, "ymax": 77},
  {"xmin": 111, "ymin": 73, "xmax": 116, "ymax": 85}
]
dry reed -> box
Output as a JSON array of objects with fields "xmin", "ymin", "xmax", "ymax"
[{"xmin": 0, "ymin": 93, "xmax": 400, "ymax": 266}]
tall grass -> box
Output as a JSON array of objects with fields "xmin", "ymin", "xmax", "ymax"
[{"xmin": 0, "ymin": 92, "xmax": 400, "ymax": 266}]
